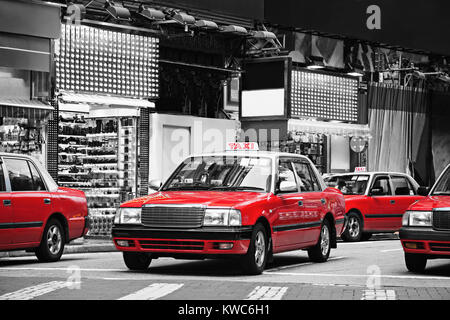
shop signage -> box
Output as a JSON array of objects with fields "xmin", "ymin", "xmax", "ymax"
[{"xmin": 350, "ymin": 136, "xmax": 366, "ymax": 153}]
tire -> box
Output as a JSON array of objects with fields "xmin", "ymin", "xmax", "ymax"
[
  {"xmin": 405, "ymin": 253, "xmax": 427, "ymax": 273},
  {"xmin": 361, "ymin": 232, "xmax": 373, "ymax": 241},
  {"xmin": 308, "ymin": 219, "xmax": 331, "ymax": 262},
  {"xmin": 240, "ymin": 223, "xmax": 268, "ymax": 275},
  {"xmin": 123, "ymin": 252, "xmax": 152, "ymax": 271},
  {"xmin": 341, "ymin": 212, "xmax": 363, "ymax": 242},
  {"xmin": 35, "ymin": 219, "xmax": 65, "ymax": 262}
]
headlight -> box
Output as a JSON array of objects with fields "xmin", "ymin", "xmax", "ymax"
[
  {"xmin": 114, "ymin": 207, "xmax": 142, "ymax": 224},
  {"xmin": 203, "ymin": 208, "xmax": 241, "ymax": 226},
  {"xmin": 403, "ymin": 211, "xmax": 432, "ymax": 227}
]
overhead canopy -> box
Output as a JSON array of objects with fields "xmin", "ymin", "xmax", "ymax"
[
  {"xmin": 288, "ymin": 119, "xmax": 371, "ymax": 138},
  {"xmin": 0, "ymin": 98, "xmax": 54, "ymax": 120},
  {"xmin": 59, "ymin": 93, "xmax": 155, "ymax": 109}
]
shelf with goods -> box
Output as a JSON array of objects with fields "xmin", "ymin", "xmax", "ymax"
[{"xmin": 281, "ymin": 133, "xmax": 328, "ymax": 174}]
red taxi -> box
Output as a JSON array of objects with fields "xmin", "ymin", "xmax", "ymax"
[
  {"xmin": 325, "ymin": 172, "xmax": 424, "ymax": 241},
  {"xmin": 112, "ymin": 143, "xmax": 346, "ymax": 275},
  {"xmin": 0, "ymin": 153, "xmax": 88, "ymax": 262},
  {"xmin": 400, "ymin": 164, "xmax": 450, "ymax": 272}
]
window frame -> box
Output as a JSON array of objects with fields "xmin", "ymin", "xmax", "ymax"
[
  {"xmin": 0, "ymin": 157, "xmax": 8, "ymax": 192},
  {"xmin": 390, "ymin": 175, "xmax": 415, "ymax": 196},
  {"xmin": 276, "ymin": 157, "xmax": 300, "ymax": 194},
  {"xmin": 2, "ymin": 157, "xmax": 48, "ymax": 193},
  {"xmin": 369, "ymin": 175, "xmax": 393, "ymax": 196}
]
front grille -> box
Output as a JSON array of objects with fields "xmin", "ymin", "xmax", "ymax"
[
  {"xmin": 139, "ymin": 239, "xmax": 204, "ymax": 251},
  {"xmin": 432, "ymin": 210, "xmax": 450, "ymax": 230},
  {"xmin": 429, "ymin": 242, "xmax": 450, "ymax": 252},
  {"xmin": 141, "ymin": 205, "xmax": 205, "ymax": 228}
]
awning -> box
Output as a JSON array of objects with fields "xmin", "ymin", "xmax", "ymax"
[
  {"xmin": 288, "ymin": 119, "xmax": 371, "ymax": 138},
  {"xmin": 0, "ymin": 98, "xmax": 54, "ymax": 119},
  {"xmin": 59, "ymin": 93, "xmax": 155, "ymax": 109}
]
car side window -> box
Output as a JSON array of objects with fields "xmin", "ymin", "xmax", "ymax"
[
  {"xmin": 4, "ymin": 158, "xmax": 35, "ymax": 192},
  {"xmin": 0, "ymin": 161, "xmax": 6, "ymax": 192},
  {"xmin": 391, "ymin": 176, "xmax": 415, "ymax": 196},
  {"xmin": 292, "ymin": 161, "xmax": 317, "ymax": 192},
  {"xmin": 277, "ymin": 159, "xmax": 297, "ymax": 193},
  {"xmin": 371, "ymin": 176, "xmax": 392, "ymax": 196},
  {"xmin": 28, "ymin": 161, "xmax": 46, "ymax": 191}
]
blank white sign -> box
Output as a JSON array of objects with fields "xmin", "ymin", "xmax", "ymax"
[{"xmin": 241, "ymin": 89, "xmax": 285, "ymax": 117}]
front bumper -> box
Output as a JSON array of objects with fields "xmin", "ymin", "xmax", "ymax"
[
  {"xmin": 112, "ymin": 225, "xmax": 253, "ymax": 256},
  {"xmin": 399, "ymin": 227, "xmax": 450, "ymax": 256}
]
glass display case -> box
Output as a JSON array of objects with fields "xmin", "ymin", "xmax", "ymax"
[{"xmin": 57, "ymin": 114, "xmax": 139, "ymax": 220}]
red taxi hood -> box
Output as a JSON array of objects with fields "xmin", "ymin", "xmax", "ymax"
[
  {"xmin": 121, "ymin": 191, "xmax": 270, "ymax": 208},
  {"xmin": 409, "ymin": 196, "xmax": 450, "ymax": 211}
]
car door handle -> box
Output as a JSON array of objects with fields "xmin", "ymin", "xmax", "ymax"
[
  {"xmin": 3, "ymin": 199, "xmax": 11, "ymax": 206},
  {"xmin": 298, "ymin": 201, "xmax": 303, "ymax": 207},
  {"xmin": 44, "ymin": 198, "xmax": 51, "ymax": 205},
  {"xmin": 390, "ymin": 200, "xmax": 396, "ymax": 204}
]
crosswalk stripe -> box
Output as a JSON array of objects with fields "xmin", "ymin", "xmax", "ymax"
[
  {"xmin": 118, "ymin": 283, "xmax": 184, "ymax": 300},
  {"xmin": 0, "ymin": 281, "xmax": 70, "ymax": 300},
  {"xmin": 361, "ymin": 289, "xmax": 396, "ymax": 300},
  {"xmin": 245, "ymin": 286, "xmax": 288, "ymax": 300}
]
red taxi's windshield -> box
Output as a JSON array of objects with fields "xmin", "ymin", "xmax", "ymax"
[
  {"xmin": 162, "ymin": 155, "xmax": 272, "ymax": 193},
  {"xmin": 432, "ymin": 166, "xmax": 450, "ymax": 196},
  {"xmin": 325, "ymin": 175, "xmax": 369, "ymax": 195}
]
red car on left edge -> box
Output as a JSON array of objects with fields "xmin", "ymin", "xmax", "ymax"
[
  {"xmin": 0, "ymin": 153, "xmax": 88, "ymax": 262},
  {"xmin": 112, "ymin": 144, "xmax": 347, "ymax": 275}
]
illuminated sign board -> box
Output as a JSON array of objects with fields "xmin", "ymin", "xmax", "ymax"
[{"xmin": 55, "ymin": 24, "xmax": 159, "ymax": 99}]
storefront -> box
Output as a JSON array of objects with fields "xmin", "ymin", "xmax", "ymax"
[
  {"xmin": 0, "ymin": 0, "xmax": 60, "ymax": 166},
  {"xmin": 54, "ymin": 23, "xmax": 159, "ymax": 234},
  {"xmin": 240, "ymin": 57, "xmax": 370, "ymax": 174}
]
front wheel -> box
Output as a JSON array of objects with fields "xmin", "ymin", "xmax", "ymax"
[
  {"xmin": 308, "ymin": 220, "xmax": 331, "ymax": 262},
  {"xmin": 341, "ymin": 212, "xmax": 363, "ymax": 242},
  {"xmin": 35, "ymin": 219, "xmax": 65, "ymax": 262},
  {"xmin": 405, "ymin": 253, "xmax": 427, "ymax": 273},
  {"xmin": 240, "ymin": 223, "xmax": 268, "ymax": 275},
  {"xmin": 123, "ymin": 252, "xmax": 152, "ymax": 271}
]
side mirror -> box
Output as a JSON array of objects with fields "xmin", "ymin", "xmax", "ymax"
[
  {"xmin": 278, "ymin": 180, "xmax": 298, "ymax": 193},
  {"xmin": 149, "ymin": 179, "xmax": 162, "ymax": 191},
  {"xmin": 417, "ymin": 186, "xmax": 430, "ymax": 196},
  {"xmin": 370, "ymin": 187, "xmax": 384, "ymax": 196}
]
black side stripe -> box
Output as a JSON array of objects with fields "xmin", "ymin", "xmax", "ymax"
[
  {"xmin": 273, "ymin": 221, "xmax": 322, "ymax": 232},
  {"xmin": 365, "ymin": 214, "xmax": 404, "ymax": 218},
  {"xmin": 336, "ymin": 218, "xmax": 345, "ymax": 224},
  {"xmin": 0, "ymin": 222, "xmax": 43, "ymax": 229}
]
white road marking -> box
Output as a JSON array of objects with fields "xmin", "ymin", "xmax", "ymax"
[
  {"xmin": 0, "ymin": 267, "xmax": 124, "ymax": 272},
  {"xmin": 246, "ymin": 286, "xmax": 288, "ymax": 300},
  {"xmin": 361, "ymin": 289, "xmax": 396, "ymax": 300},
  {"xmin": 267, "ymin": 256, "xmax": 345, "ymax": 272},
  {"xmin": 380, "ymin": 248, "xmax": 403, "ymax": 253},
  {"xmin": 118, "ymin": 283, "xmax": 184, "ymax": 300},
  {"xmin": 264, "ymin": 271, "xmax": 450, "ymax": 281},
  {"xmin": 0, "ymin": 281, "xmax": 70, "ymax": 300}
]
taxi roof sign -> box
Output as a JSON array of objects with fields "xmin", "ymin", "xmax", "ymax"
[{"xmin": 226, "ymin": 142, "xmax": 259, "ymax": 151}]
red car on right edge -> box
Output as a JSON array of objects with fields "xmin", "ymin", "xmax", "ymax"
[{"xmin": 400, "ymin": 164, "xmax": 450, "ymax": 272}]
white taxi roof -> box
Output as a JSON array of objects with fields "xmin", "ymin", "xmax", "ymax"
[{"xmin": 187, "ymin": 151, "xmax": 311, "ymax": 162}]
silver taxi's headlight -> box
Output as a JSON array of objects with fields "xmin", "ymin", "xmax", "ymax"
[
  {"xmin": 114, "ymin": 207, "xmax": 142, "ymax": 224},
  {"xmin": 403, "ymin": 211, "xmax": 432, "ymax": 227},
  {"xmin": 203, "ymin": 208, "xmax": 241, "ymax": 227}
]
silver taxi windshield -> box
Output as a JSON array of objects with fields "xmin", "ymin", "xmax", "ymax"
[
  {"xmin": 162, "ymin": 155, "xmax": 272, "ymax": 193},
  {"xmin": 432, "ymin": 167, "xmax": 450, "ymax": 196},
  {"xmin": 325, "ymin": 174, "xmax": 369, "ymax": 195}
]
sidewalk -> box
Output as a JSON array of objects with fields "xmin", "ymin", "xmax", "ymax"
[{"xmin": 0, "ymin": 238, "xmax": 117, "ymax": 258}]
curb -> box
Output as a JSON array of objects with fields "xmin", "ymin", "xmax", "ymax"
[{"xmin": 0, "ymin": 243, "xmax": 117, "ymax": 258}]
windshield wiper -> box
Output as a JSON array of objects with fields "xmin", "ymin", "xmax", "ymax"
[{"xmin": 209, "ymin": 186, "xmax": 265, "ymax": 192}]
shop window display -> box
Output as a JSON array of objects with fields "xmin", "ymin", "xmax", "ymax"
[
  {"xmin": 0, "ymin": 117, "xmax": 46, "ymax": 164},
  {"xmin": 58, "ymin": 112, "xmax": 139, "ymax": 232}
]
